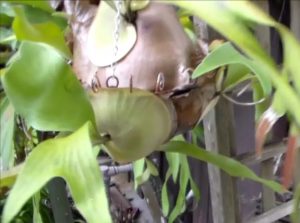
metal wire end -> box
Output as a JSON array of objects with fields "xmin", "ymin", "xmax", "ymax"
[
  {"xmin": 129, "ymin": 75, "xmax": 133, "ymax": 93},
  {"xmin": 91, "ymin": 75, "xmax": 101, "ymax": 92},
  {"xmin": 155, "ymin": 72, "xmax": 165, "ymax": 93}
]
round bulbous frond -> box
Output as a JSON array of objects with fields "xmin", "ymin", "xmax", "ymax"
[{"xmin": 89, "ymin": 88, "xmax": 175, "ymax": 163}]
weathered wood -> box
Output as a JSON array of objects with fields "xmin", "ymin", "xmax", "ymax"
[
  {"xmin": 237, "ymin": 142, "xmax": 286, "ymax": 165},
  {"xmin": 253, "ymin": 1, "xmax": 271, "ymax": 53},
  {"xmin": 261, "ymin": 158, "xmax": 276, "ymax": 211},
  {"xmin": 203, "ymin": 98, "xmax": 240, "ymax": 223},
  {"xmin": 291, "ymin": 0, "xmax": 300, "ymax": 40},
  {"xmin": 246, "ymin": 200, "xmax": 294, "ymax": 223}
]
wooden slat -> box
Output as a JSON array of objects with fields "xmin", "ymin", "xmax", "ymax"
[
  {"xmin": 246, "ymin": 200, "xmax": 294, "ymax": 223},
  {"xmin": 261, "ymin": 158, "xmax": 276, "ymax": 211},
  {"xmin": 291, "ymin": 0, "xmax": 300, "ymax": 40},
  {"xmin": 253, "ymin": 1, "xmax": 271, "ymax": 54},
  {"xmin": 203, "ymin": 98, "xmax": 240, "ymax": 223}
]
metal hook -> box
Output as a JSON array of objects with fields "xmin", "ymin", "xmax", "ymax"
[
  {"xmin": 155, "ymin": 72, "xmax": 165, "ymax": 93},
  {"xmin": 129, "ymin": 75, "xmax": 133, "ymax": 93},
  {"xmin": 91, "ymin": 75, "xmax": 101, "ymax": 92},
  {"xmin": 106, "ymin": 75, "xmax": 119, "ymax": 88}
]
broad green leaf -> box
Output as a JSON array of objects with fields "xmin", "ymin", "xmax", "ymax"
[
  {"xmin": 159, "ymin": 141, "xmax": 283, "ymax": 193},
  {"xmin": 0, "ymin": 13, "xmax": 13, "ymax": 26},
  {"xmin": 223, "ymin": 64, "xmax": 252, "ymax": 92},
  {"xmin": 5, "ymin": 0, "xmax": 54, "ymax": 13},
  {"xmin": 2, "ymin": 41, "xmax": 95, "ymax": 132},
  {"xmin": 2, "ymin": 122, "xmax": 112, "ymax": 223},
  {"xmin": 12, "ymin": 5, "xmax": 70, "ymax": 58},
  {"xmin": 193, "ymin": 42, "xmax": 271, "ymax": 95},
  {"xmin": 161, "ymin": 168, "xmax": 172, "ymax": 217},
  {"xmin": 0, "ymin": 96, "xmax": 15, "ymax": 170},
  {"xmin": 87, "ymin": 1, "xmax": 137, "ymax": 66}
]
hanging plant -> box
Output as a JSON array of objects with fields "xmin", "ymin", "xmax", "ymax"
[{"xmin": 1, "ymin": 0, "xmax": 300, "ymax": 222}]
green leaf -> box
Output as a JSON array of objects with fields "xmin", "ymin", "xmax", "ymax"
[
  {"xmin": 12, "ymin": 5, "xmax": 70, "ymax": 58},
  {"xmin": 133, "ymin": 158, "xmax": 145, "ymax": 188},
  {"xmin": 166, "ymin": 153, "xmax": 180, "ymax": 182},
  {"xmin": 252, "ymin": 79, "xmax": 269, "ymax": 120},
  {"xmin": 222, "ymin": 1, "xmax": 300, "ymax": 94},
  {"xmin": 145, "ymin": 158, "xmax": 158, "ymax": 176},
  {"xmin": 160, "ymin": 141, "xmax": 283, "ymax": 193},
  {"xmin": 32, "ymin": 192, "xmax": 43, "ymax": 223},
  {"xmin": 0, "ymin": 96, "xmax": 15, "ymax": 170},
  {"xmin": 161, "ymin": 168, "xmax": 172, "ymax": 217},
  {"xmin": 292, "ymin": 184, "xmax": 300, "ymax": 223},
  {"xmin": 2, "ymin": 122, "xmax": 112, "ymax": 223},
  {"xmin": 133, "ymin": 158, "xmax": 158, "ymax": 188},
  {"xmin": 0, "ymin": 164, "xmax": 23, "ymax": 188},
  {"xmin": 193, "ymin": 42, "xmax": 271, "ymax": 95},
  {"xmin": 2, "ymin": 41, "xmax": 95, "ymax": 132},
  {"xmin": 5, "ymin": 0, "xmax": 54, "ymax": 13},
  {"xmin": 168, "ymin": 155, "xmax": 189, "ymax": 223},
  {"xmin": 223, "ymin": 64, "xmax": 252, "ymax": 91}
]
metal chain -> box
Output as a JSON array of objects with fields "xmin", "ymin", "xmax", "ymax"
[{"xmin": 106, "ymin": 0, "xmax": 122, "ymax": 88}]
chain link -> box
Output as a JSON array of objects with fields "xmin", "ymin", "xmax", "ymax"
[{"xmin": 106, "ymin": 0, "xmax": 122, "ymax": 88}]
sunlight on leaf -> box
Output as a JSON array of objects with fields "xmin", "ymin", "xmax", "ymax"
[
  {"xmin": 2, "ymin": 122, "xmax": 112, "ymax": 223},
  {"xmin": 12, "ymin": 5, "xmax": 70, "ymax": 58},
  {"xmin": 2, "ymin": 41, "xmax": 95, "ymax": 132}
]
